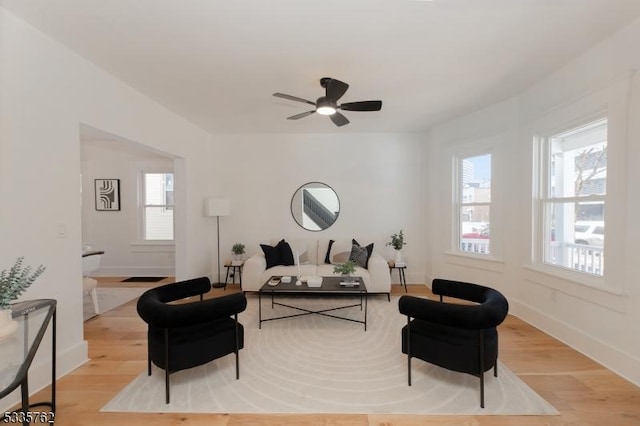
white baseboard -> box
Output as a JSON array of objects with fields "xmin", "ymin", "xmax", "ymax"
[
  {"xmin": 0, "ymin": 340, "xmax": 88, "ymax": 412},
  {"xmin": 511, "ymin": 299, "xmax": 640, "ymax": 387},
  {"xmin": 390, "ymin": 272, "xmax": 430, "ymax": 286},
  {"xmin": 92, "ymin": 266, "xmax": 174, "ymax": 277}
]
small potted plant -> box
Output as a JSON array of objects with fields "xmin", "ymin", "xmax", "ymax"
[
  {"xmin": 0, "ymin": 257, "xmax": 46, "ymax": 341},
  {"xmin": 231, "ymin": 243, "xmax": 246, "ymax": 261},
  {"xmin": 386, "ymin": 230, "xmax": 406, "ymax": 264},
  {"xmin": 334, "ymin": 260, "xmax": 357, "ymax": 282}
]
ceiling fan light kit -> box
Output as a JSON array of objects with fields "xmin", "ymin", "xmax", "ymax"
[{"xmin": 273, "ymin": 77, "xmax": 382, "ymax": 127}]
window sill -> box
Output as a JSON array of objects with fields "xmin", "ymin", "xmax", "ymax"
[
  {"xmin": 522, "ymin": 264, "xmax": 627, "ymax": 313},
  {"xmin": 444, "ymin": 251, "xmax": 505, "ymax": 273},
  {"xmin": 131, "ymin": 241, "xmax": 175, "ymax": 253}
]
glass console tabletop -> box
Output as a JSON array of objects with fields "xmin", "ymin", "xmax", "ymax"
[{"xmin": 0, "ymin": 299, "xmax": 56, "ymax": 425}]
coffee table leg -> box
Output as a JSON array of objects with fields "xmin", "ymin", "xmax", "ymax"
[{"xmin": 364, "ymin": 293, "xmax": 368, "ymax": 331}]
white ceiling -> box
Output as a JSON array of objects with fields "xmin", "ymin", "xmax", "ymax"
[{"xmin": 3, "ymin": 0, "xmax": 640, "ymax": 134}]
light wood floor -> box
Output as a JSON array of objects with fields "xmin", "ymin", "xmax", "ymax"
[{"xmin": 24, "ymin": 277, "xmax": 640, "ymax": 425}]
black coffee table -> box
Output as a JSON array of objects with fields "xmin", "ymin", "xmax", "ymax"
[{"xmin": 258, "ymin": 276, "xmax": 367, "ymax": 330}]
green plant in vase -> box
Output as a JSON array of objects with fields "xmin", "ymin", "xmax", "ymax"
[
  {"xmin": 231, "ymin": 243, "xmax": 246, "ymax": 260},
  {"xmin": 334, "ymin": 260, "xmax": 357, "ymax": 282},
  {"xmin": 0, "ymin": 257, "xmax": 46, "ymax": 341},
  {"xmin": 386, "ymin": 229, "xmax": 407, "ymax": 264},
  {"xmin": 0, "ymin": 257, "xmax": 46, "ymax": 310}
]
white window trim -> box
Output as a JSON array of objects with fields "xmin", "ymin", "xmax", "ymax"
[
  {"xmin": 529, "ymin": 73, "xmax": 632, "ymax": 299},
  {"xmin": 450, "ymin": 139, "xmax": 501, "ymax": 261},
  {"xmin": 138, "ymin": 170, "xmax": 175, "ymax": 243},
  {"xmin": 533, "ymin": 115, "xmax": 608, "ymax": 281}
]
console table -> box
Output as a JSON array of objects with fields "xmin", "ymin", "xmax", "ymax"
[
  {"xmin": 388, "ymin": 262, "xmax": 407, "ymax": 292},
  {"xmin": 0, "ymin": 299, "xmax": 56, "ymax": 425},
  {"xmin": 224, "ymin": 260, "xmax": 244, "ymax": 289}
]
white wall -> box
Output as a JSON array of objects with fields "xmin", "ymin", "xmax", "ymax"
[
  {"xmin": 210, "ymin": 133, "xmax": 428, "ymax": 284},
  {"xmin": 81, "ymin": 139, "xmax": 176, "ymax": 277},
  {"xmin": 427, "ymin": 18, "xmax": 640, "ymax": 385},
  {"xmin": 0, "ymin": 8, "xmax": 213, "ymax": 409}
]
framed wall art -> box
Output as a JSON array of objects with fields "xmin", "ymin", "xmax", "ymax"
[{"xmin": 95, "ymin": 179, "xmax": 121, "ymax": 211}]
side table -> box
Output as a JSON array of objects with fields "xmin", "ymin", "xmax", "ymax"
[
  {"xmin": 0, "ymin": 299, "xmax": 56, "ymax": 425},
  {"xmin": 388, "ymin": 261, "xmax": 407, "ymax": 292},
  {"xmin": 224, "ymin": 260, "xmax": 244, "ymax": 290}
]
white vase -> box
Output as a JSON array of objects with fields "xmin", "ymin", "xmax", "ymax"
[
  {"xmin": 0, "ymin": 309, "xmax": 19, "ymax": 343},
  {"xmin": 342, "ymin": 273, "xmax": 355, "ymax": 284},
  {"xmin": 394, "ymin": 249, "xmax": 403, "ymax": 264}
]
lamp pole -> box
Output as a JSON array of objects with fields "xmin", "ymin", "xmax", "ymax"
[{"xmin": 212, "ymin": 215, "xmax": 225, "ymax": 288}]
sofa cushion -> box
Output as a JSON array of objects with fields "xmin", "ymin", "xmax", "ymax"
[
  {"xmin": 262, "ymin": 264, "xmax": 317, "ymax": 283},
  {"xmin": 288, "ymin": 239, "xmax": 315, "ymax": 265},
  {"xmin": 260, "ymin": 239, "xmax": 295, "ymax": 269},
  {"xmin": 328, "ymin": 239, "xmax": 352, "ymax": 264},
  {"xmin": 352, "ymin": 239, "xmax": 374, "ymax": 268}
]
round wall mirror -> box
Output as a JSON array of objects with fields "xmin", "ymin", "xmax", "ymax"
[{"xmin": 291, "ymin": 182, "xmax": 340, "ymax": 231}]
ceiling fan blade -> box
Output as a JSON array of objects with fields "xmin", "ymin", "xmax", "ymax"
[
  {"xmin": 287, "ymin": 110, "xmax": 316, "ymax": 120},
  {"xmin": 325, "ymin": 79, "xmax": 349, "ymax": 101},
  {"xmin": 330, "ymin": 112, "xmax": 350, "ymax": 127},
  {"xmin": 273, "ymin": 93, "xmax": 316, "ymax": 106},
  {"xmin": 339, "ymin": 100, "xmax": 382, "ymax": 112}
]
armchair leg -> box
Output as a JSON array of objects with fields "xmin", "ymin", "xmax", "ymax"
[
  {"xmin": 147, "ymin": 337, "xmax": 152, "ymax": 376},
  {"xmin": 495, "ymin": 335, "xmax": 499, "ymax": 377},
  {"xmin": 479, "ymin": 331, "xmax": 485, "ymax": 408},
  {"xmin": 406, "ymin": 316, "xmax": 412, "ymax": 386},
  {"xmin": 164, "ymin": 329, "xmax": 170, "ymax": 404},
  {"xmin": 235, "ymin": 314, "xmax": 240, "ymax": 380}
]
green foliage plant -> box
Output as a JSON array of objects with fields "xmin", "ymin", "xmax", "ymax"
[
  {"xmin": 333, "ymin": 260, "xmax": 356, "ymax": 276},
  {"xmin": 0, "ymin": 257, "xmax": 46, "ymax": 310},
  {"xmin": 232, "ymin": 243, "xmax": 245, "ymax": 255},
  {"xmin": 386, "ymin": 230, "xmax": 407, "ymax": 251}
]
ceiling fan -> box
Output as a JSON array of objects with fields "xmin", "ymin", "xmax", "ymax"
[{"xmin": 273, "ymin": 77, "xmax": 382, "ymax": 127}]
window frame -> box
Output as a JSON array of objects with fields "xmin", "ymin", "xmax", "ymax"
[
  {"xmin": 452, "ymin": 149, "xmax": 495, "ymax": 258},
  {"xmin": 533, "ymin": 114, "xmax": 608, "ymax": 284},
  {"xmin": 139, "ymin": 170, "xmax": 175, "ymax": 242}
]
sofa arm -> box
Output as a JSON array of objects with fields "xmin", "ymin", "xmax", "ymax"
[
  {"xmin": 366, "ymin": 254, "xmax": 391, "ymax": 294},
  {"xmin": 242, "ymin": 253, "xmax": 267, "ymax": 291}
]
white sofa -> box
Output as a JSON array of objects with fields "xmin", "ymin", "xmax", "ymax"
[{"xmin": 242, "ymin": 238, "xmax": 391, "ymax": 297}]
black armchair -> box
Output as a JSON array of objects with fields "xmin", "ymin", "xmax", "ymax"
[
  {"xmin": 398, "ymin": 279, "xmax": 509, "ymax": 408},
  {"xmin": 136, "ymin": 277, "xmax": 247, "ymax": 404}
]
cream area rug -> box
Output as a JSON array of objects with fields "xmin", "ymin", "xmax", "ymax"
[
  {"xmin": 83, "ymin": 287, "xmax": 147, "ymax": 321},
  {"xmin": 102, "ymin": 295, "xmax": 558, "ymax": 415}
]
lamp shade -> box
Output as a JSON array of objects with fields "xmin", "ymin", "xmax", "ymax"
[{"xmin": 205, "ymin": 198, "xmax": 230, "ymax": 217}]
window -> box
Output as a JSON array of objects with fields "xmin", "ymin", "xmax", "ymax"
[
  {"xmin": 537, "ymin": 118, "xmax": 607, "ymax": 276},
  {"xmin": 455, "ymin": 153, "xmax": 491, "ymax": 255},
  {"xmin": 142, "ymin": 172, "xmax": 174, "ymax": 241}
]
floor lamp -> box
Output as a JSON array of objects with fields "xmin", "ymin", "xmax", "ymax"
[{"xmin": 205, "ymin": 198, "xmax": 230, "ymax": 288}]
